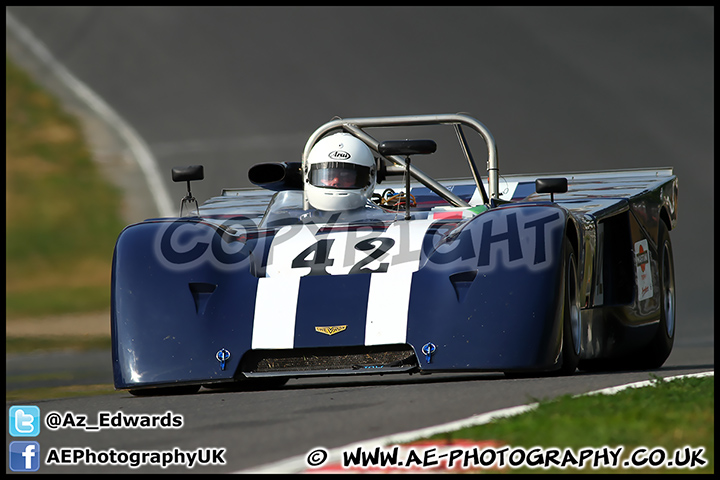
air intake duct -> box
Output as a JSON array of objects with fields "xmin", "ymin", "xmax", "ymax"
[{"xmin": 248, "ymin": 162, "xmax": 304, "ymax": 191}]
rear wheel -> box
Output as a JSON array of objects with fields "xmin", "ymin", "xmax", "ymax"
[
  {"xmin": 556, "ymin": 236, "xmax": 581, "ymax": 375},
  {"xmin": 579, "ymin": 221, "xmax": 675, "ymax": 372},
  {"xmin": 632, "ymin": 221, "xmax": 675, "ymax": 368}
]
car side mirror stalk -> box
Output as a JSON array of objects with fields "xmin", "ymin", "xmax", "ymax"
[
  {"xmin": 535, "ymin": 177, "xmax": 568, "ymax": 203},
  {"xmin": 172, "ymin": 165, "xmax": 204, "ymax": 216},
  {"xmin": 378, "ymin": 140, "xmax": 437, "ymax": 220}
]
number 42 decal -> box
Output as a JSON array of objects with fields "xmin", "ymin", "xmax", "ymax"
[{"xmin": 291, "ymin": 237, "xmax": 396, "ymax": 276}]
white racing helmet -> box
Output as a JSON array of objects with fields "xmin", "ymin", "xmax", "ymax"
[{"xmin": 304, "ymin": 132, "xmax": 376, "ymax": 211}]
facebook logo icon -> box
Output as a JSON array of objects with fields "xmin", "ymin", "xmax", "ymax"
[
  {"xmin": 9, "ymin": 441, "xmax": 41, "ymax": 472},
  {"xmin": 9, "ymin": 406, "xmax": 40, "ymax": 437}
]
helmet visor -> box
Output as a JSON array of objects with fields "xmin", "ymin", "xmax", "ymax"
[{"xmin": 309, "ymin": 162, "xmax": 371, "ymax": 189}]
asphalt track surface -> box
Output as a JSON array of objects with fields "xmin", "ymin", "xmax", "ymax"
[{"xmin": 6, "ymin": 7, "xmax": 714, "ymax": 474}]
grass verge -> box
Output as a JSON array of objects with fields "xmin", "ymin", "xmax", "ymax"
[
  {"xmin": 6, "ymin": 54, "xmax": 126, "ymax": 319},
  {"xmin": 422, "ymin": 374, "xmax": 713, "ymax": 473}
]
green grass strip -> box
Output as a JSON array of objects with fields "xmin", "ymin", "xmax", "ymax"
[
  {"xmin": 6, "ymin": 55, "xmax": 126, "ymax": 319},
  {"xmin": 426, "ymin": 375, "xmax": 713, "ymax": 473}
]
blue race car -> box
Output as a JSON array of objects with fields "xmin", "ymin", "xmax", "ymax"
[{"xmin": 111, "ymin": 113, "xmax": 678, "ymax": 395}]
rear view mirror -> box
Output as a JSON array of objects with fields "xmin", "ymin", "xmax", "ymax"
[
  {"xmin": 378, "ymin": 139, "xmax": 437, "ymax": 157},
  {"xmin": 377, "ymin": 140, "xmax": 437, "ymax": 221},
  {"xmin": 535, "ymin": 177, "xmax": 568, "ymax": 203},
  {"xmin": 171, "ymin": 165, "xmax": 204, "ymax": 216},
  {"xmin": 172, "ymin": 165, "xmax": 204, "ymax": 183}
]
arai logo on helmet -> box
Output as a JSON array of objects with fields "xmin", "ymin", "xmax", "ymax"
[{"xmin": 328, "ymin": 150, "xmax": 351, "ymax": 160}]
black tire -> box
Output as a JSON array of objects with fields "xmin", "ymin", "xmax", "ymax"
[
  {"xmin": 556, "ymin": 236, "xmax": 581, "ymax": 375},
  {"xmin": 634, "ymin": 221, "xmax": 676, "ymax": 368}
]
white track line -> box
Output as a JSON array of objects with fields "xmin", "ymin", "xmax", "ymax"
[
  {"xmin": 241, "ymin": 370, "xmax": 714, "ymax": 473},
  {"xmin": 6, "ymin": 9, "xmax": 175, "ymax": 218}
]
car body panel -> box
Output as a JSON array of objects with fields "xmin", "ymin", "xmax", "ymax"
[{"xmin": 110, "ymin": 114, "xmax": 678, "ymax": 392}]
